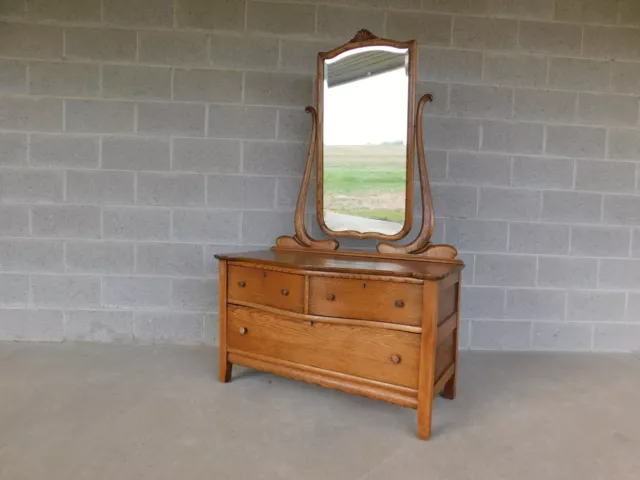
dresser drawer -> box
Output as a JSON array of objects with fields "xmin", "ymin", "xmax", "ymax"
[
  {"xmin": 308, "ymin": 277, "xmax": 422, "ymax": 326},
  {"xmin": 227, "ymin": 305, "xmax": 420, "ymax": 388},
  {"xmin": 228, "ymin": 265, "xmax": 304, "ymax": 313}
]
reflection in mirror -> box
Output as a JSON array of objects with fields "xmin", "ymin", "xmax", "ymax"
[{"xmin": 323, "ymin": 46, "xmax": 409, "ymax": 236}]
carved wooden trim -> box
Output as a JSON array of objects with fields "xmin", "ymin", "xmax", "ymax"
[{"xmin": 349, "ymin": 29, "xmax": 379, "ymax": 43}]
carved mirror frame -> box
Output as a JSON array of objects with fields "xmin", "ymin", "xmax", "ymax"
[{"xmin": 274, "ymin": 30, "xmax": 458, "ymax": 262}]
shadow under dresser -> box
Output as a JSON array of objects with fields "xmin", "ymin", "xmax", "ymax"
[{"xmin": 216, "ymin": 249, "xmax": 463, "ymax": 440}]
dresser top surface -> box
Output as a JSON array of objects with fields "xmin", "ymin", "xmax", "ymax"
[{"xmin": 215, "ymin": 249, "xmax": 463, "ymax": 280}]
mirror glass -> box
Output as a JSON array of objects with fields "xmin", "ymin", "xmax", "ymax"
[{"xmin": 322, "ymin": 46, "xmax": 409, "ymax": 236}]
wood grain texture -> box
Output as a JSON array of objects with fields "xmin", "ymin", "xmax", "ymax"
[
  {"xmin": 227, "ymin": 305, "xmax": 421, "ymax": 388},
  {"xmin": 309, "ymin": 276, "xmax": 422, "ymax": 326},
  {"xmin": 228, "ymin": 265, "xmax": 305, "ymax": 313},
  {"xmin": 435, "ymin": 335, "xmax": 454, "ymax": 382},
  {"xmin": 417, "ymin": 281, "xmax": 438, "ymax": 440},
  {"xmin": 434, "ymin": 364, "xmax": 455, "ymax": 398},
  {"xmin": 438, "ymin": 285, "xmax": 457, "ymax": 325},
  {"xmin": 218, "ymin": 260, "xmax": 232, "ymax": 383},
  {"xmin": 443, "ymin": 275, "xmax": 461, "ymax": 400}
]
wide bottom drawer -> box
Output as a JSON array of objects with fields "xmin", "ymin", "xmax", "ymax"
[{"xmin": 227, "ymin": 305, "xmax": 420, "ymax": 389}]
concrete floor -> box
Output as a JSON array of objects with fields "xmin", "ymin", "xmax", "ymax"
[{"xmin": 0, "ymin": 345, "xmax": 639, "ymax": 480}]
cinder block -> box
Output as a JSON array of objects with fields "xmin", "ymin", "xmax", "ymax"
[
  {"xmin": 173, "ymin": 138, "xmax": 240, "ymax": 174},
  {"xmin": 423, "ymin": 0, "xmax": 488, "ymax": 14},
  {"xmin": 31, "ymin": 274, "xmax": 100, "ymax": 308},
  {"xmin": 482, "ymin": 53, "xmax": 546, "ymax": 87},
  {"xmin": 244, "ymin": 72, "xmax": 312, "ymax": 107},
  {"xmin": 243, "ymin": 141, "xmax": 307, "ymax": 176},
  {"xmin": 416, "ymin": 82, "xmax": 449, "ymax": 115},
  {"xmin": 279, "ymin": 39, "xmax": 339, "ymax": 73},
  {"xmin": 471, "ymin": 320, "xmax": 531, "ymax": 350},
  {"xmin": 424, "ymin": 117, "xmax": 480, "ymax": 150},
  {"xmin": 628, "ymin": 292, "xmax": 640, "ymax": 320},
  {"xmin": 482, "ymin": 121, "xmax": 543, "ymax": 154},
  {"xmin": 0, "ymin": 169, "xmax": 63, "ymax": 203},
  {"xmin": 102, "ymin": 136, "xmax": 170, "ymax": 171},
  {"xmin": 542, "ymin": 191, "xmax": 602, "ymax": 223},
  {"xmin": 32, "ymin": 205, "xmax": 100, "ymax": 239},
  {"xmin": 29, "ymin": 134, "xmax": 98, "ymax": 169},
  {"xmin": 137, "ymin": 172, "xmax": 205, "ymax": 206},
  {"xmin": 0, "ymin": 0, "xmax": 25, "ymax": 17},
  {"xmin": 567, "ymin": 291, "xmax": 626, "ymax": 322},
  {"xmin": 173, "ymin": 69, "xmax": 242, "ymax": 103},
  {"xmin": 0, "ymin": 239, "xmax": 63, "ymax": 272},
  {"xmin": 66, "ymin": 311, "xmax": 133, "ymax": 343},
  {"xmin": 506, "ymin": 289, "xmax": 566, "ymax": 320},
  {"xmin": 0, "ymin": 132, "xmax": 27, "ymax": 166},
  {"xmin": 514, "ymin": 89, "xmax": 576, "ymax": 123},
  {"xmin": 66, "ymin": 241, "xmax": 134, "ymax": 274},
  {"xmin": 172, "ymin": 209, "xmax": 240, "ymax": 243},
  {"xmin": 634, "ymin": 229, "xmax": 640, "ymax": 257},
  {"xmin": 0, "ymin": 205, "xmax": 29, "ymax": 237},
  {"xmin": 65, "ymin": 28, "xmax": 136, "ymax": 62},
  {"xmin": 208, "ymin": 105, "xmax": 276, "ymax": 140},
  {"xmin": 419, "ymin": 48, "xmax": 483, "ymax": 83},
  {"xmin": 478, "ymin": 188, "xmax": 541, "ymax": 221},
  {"xmin": 603, "ymin": 194, "xmax": 640, "ymax": 225},
  {"xmin": 138, "ymin": 31, "xmax": 208, "ymax": 66},
  {"xmin": 555, "ymin": 0, "xmax": 617, "ymax": 24},
  {"xmin": 0, "ymin": 97, "xmax": 62, "ymax": 132},
  {"xmin": 431, "ymin": 184, "xmax": 478, "ymax": 218},
  {"xmin": 317, "ymin": 6, "xmax": 384, "ymax": 38},
  {"xmin": 386, "ymin": 12, "xmax": 451, "ymax": 46},
  {"xmin": 460, "ymin": 286, "xmax": 505, "ymax": 319},
  {"xmin": 577, "ymin": 93, "xmax": 639, "ymax": 126},
  {"xmin": 27, "ymin": 0, "xmax": 100, "ymax": 21},
  {"xmin": 103, "ymin": 277, "xmax": 172, "ymax": 308},
  {"xmin": 448, "ymin": 152, "xmax": 510, "ymax": 187},
  {"xmin": 612, "ymin": 61, "xmax": 640, "ymax": 94},
  {"xmin": 583, "ymin": 26, "xmax": 640, "ymax": 61},
  {"xmin": 444, "ymin": 219, "xmax": 507, "ymax": 252},
  {"xmin": 137, "ymin": 102, "xmax": 205, "ymax": 137},
  {"xmin": 242, "ymin": 211, "xmax": 293, "ymax": 245},
  {"xmin": 594, "ymin": 324, "xmax": 640, "ymax": 352},
  {"xmin": 509, "ymin": 222, "xmax": 570, "ymax": 254},
  {"xmin": 459, "ymin": 252, "xmax": 474, "ymax": 281},
  {"xmin": 247, "ymin": 1, "xmax": 314, "ymax": 34},
  {"xmin": 0, "ymin": 22, "xmax": 62, "ymax": 59},
  {"xmin": 475, "ymin": 253, "xmax": 536, "ymax": 286},
  {"xmin": 519, "ymin": 20, "xmax": 581, "ymax": 55},
  {"xmin": 136, "ymin": 243, "xmax": 203, "ymax": 276},
  {"xmin": 487, "ymin": 0, "xmax": 554, "ymax": 19},
  {"xmin": 276, "ymin": 177, "xmax": 301, "ymax": 209},
  {"xmin": 546, "ymin": 125, "xmax": 606, "ymax": 159},
  {"xmin": 207, "ymin": 175, "xmax": 276, "ymax": 210},
  {"xmin": 0, "ymin": 274, "xmax": 28, "ymax": 306},
  {"xmin": 210, "ymin": 34, "xmax": 279, "ymax": 69},
  {"xmin": 204, "ymin": 313, "xmax": 217, "ymax": 345},
  {"xmin": 29, "ymin": 62, "xmax": 99, "ymax": 97},
  {"xmin": 532, "ymin": 322, "xmax": 592, "ymax": 351},
  {"xmin": 134, "ymin": 312, "xmax": 203, "ymax": 344},
  {"xmin": 103, "ymin": 207, "xmax": 170, "ymax": 241},
  {"xmin": 620, "ymin": 0, "xmax": 640, "ymax": 26},
  {"xmin": 277, "ymin": 108, "xmax": 313, "ymax": 142},
  {"xmin": 548, "ymin": 58, "xmax": 611, "ymax": 91},
  {"xmin": 608, "ymin": 128, "xmax": 640, "ymax": 160},
  {"xmin": 66, "ymin": 170, "xmax": 135, "ymax": 205},
  {"xmin": 205, "ymin": 244, "xmax": 250, "ymax": 278},
  {"xmin": 172, "ymin": 279, "xmax": 217, "ymax": 310},
  {"xmin": 512, "ymin": 156, "xmax": 574, "ymax": 190},
  {"xmin": 65, "ymin": 100, "xmax": 134, "ymax": 134},
  {"xmin": 0, "ymin": 59, "xmax": 26, "ymax": 94},
  {"xmin": 453, "ymin": 17, "xmax": 517, "ymax": 51},
  {"xmin": 176, "ymin": 0, "xmax": 245, "ymax": 30},
  {"xmin": 102, "ymin": 65, "xmax": 171, "ymax": 100},
  {"xmin": 599, "ymin": 259, "xmax": 640, "ymax": 289},
  {"xmin": 0, "ymin": 310, "xmax": 63, "ymax": 342},
  {"xmin": 426, "ymin": 150, "xmax": 447, "ymax": 182},
  {"xmin": 104, "ymin": 0, "xmax": 173, "ymax": 27},
  {"xmin": 538, "ymin": 256, "xmax": 598, "ymax": 288},
  {"xmin": 450, "ymin": 85, "xmax": 513, "ymax": 120},
  {"xmin": 575, "ymin": 160, "xmax": 636, "ymax": 193}
]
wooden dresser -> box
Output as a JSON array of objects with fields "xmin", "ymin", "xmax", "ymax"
[{"xmin": 216, "ymin": 250, "xmax": 463, "ymax": 440}]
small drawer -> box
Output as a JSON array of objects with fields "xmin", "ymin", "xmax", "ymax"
[
  {"xmin": 228, "ymin": 265, "xmax": 304, "ymax": 313},
  {"xmin": 308, "ymin": 276, "xmax": 422, "ymax": 326},
  {"xmin": 227, "ymin": 305, "xmax": 420, "ymax": 388}
]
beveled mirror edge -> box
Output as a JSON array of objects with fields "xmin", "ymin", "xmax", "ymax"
[{"xmin": 315, "ymin": 30, "xmax": 417, "ymax": 242}]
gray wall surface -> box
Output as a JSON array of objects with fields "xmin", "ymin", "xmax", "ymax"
[{"xmin": 0, "ymin": 0, "xmax": 639, "ymax": 351}]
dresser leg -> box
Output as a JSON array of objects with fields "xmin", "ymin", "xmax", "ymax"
[
  {"xmin": 219, "ymin": 357, "xmax": 233, "ymax": 383},
  {"xmin": 441, "ymin": 371, "xmax": 456, "ymax": 400},
  {"xmin": 417, "ymin": 392, "xmax": 434, "ymax": 440}
]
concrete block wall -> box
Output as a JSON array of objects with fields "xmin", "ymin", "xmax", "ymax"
[{"xmin": 0, "ymin": 0, "xmax": 639, "ymax": 351}]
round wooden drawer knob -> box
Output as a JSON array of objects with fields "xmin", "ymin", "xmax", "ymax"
[
  {"xmin": 327, "ymin": 293, "xmax": 336, "ymax": 301},
  {"xmin": 281, "ymin": 288, "xmax": 289, "ymax": 296},
  {"xmin": 391, "ymin": 354, "xmax": 402, "ymax": 364},
  {"xmin": 239, "ymin": 327, "xmax": 248, "ymax": 335},
  {"xmin": 395, "ymin": 300, "xmax": 405, "ymax": 308},
  {"xmin": 238, "ymin": 281, "xmax": 246, "ymax": 288}
]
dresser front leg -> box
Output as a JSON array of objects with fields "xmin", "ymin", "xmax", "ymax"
[{"xmin": 417, "ymin": 282, "xmax": 439, "ymax": 440}]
